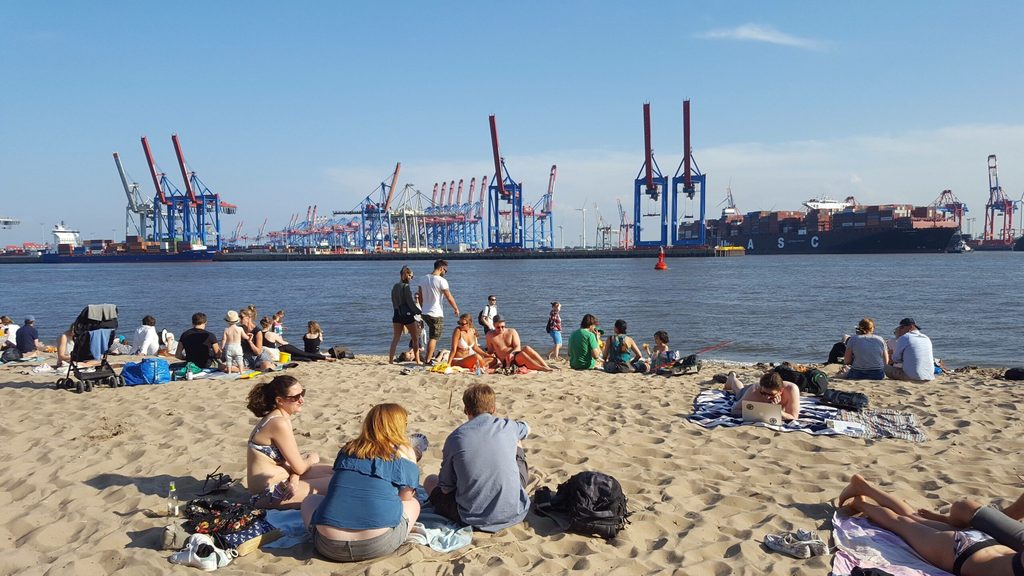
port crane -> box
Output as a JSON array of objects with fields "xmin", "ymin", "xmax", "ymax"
[
  {"xmin": 928, "ymin": 189, "xmax": 968, "ymax": 229},
  {"xmin": 593, "ymin": 202, "xmax": 614, "ymax": 249},
  {"xmin": 140, "ymin": 135, "xmax": 234, "ymax": 251},
  {"xmin": 525, "ymin": 165, "xmax": 556, "ymax": 250},
  {"xmin": 671, "ymin": 100, "xmax": 707, "ymax": 247},
  {"xmin": 617, "ymin": 199, "xmax": 633, "ymax": 249},
  {"xmin": 113, "ymin": 152, "xmax": 155, "ymax": 241},
  {"xmin": 982, "ymin": 154, "xmax": 1016, "ymax": 245},
  {"xmin": 634, "ymin": 103, "xmax": 669, "ymax": 247},
  {"xmin": 487, "ymin": 115, "xmax": 525, "ymax": 249}
]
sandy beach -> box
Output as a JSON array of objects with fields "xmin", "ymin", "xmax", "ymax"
[{"xmin": 1, "ymin": 356, "xmax": 1021, "ymax": 575}]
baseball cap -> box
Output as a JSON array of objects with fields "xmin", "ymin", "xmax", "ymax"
[
  {"xmin": 492, "ymin": 314, "xmax": 505, "ymax": 324},
  {"xmin": 24, "ymin": 315, "xmax": 35, "ymax": 323},
  {"xmin": 898, "ymin": 318, "xmax": 920, "ymax": 329}
]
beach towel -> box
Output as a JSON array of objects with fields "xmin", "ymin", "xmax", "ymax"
[
  {"xmin": 406, "ymin": 511, "xmax": 474, "ymax": 552},
  {"xmin": 261, "ymin": 510, "xmax": 308, "ymax": 549},
  {"xmin": 87, "ymin": 304, "xmax": 118, "ymax": 321},
  {"xmin": 688, "ymin": 389, "xmax": 927, "ymax": 442},
  {"xmin": 832, "ymin": 511, "xmax": 952, "ymax": 576}
]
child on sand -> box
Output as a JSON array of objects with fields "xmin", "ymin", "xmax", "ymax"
[
  {"xmin": 222, "ymin": 311, "xmax": 245, "ymax": 373},
  {"xmin": 273, "ymin": 310, "xmax": 285, "ymax": 335},
  {"xmin": 645, "ymin": 330, "xmax": 673, "ymax": 373}
]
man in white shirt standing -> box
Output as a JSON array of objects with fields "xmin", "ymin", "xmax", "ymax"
[
  {"xmin": 884, "ymin": 317, "xmax": 935, "ymax": 382},
  {"xmin": 478, "ymin": 295, "xmax": 498, "ymax": 333},
  {"xmin": 418, "ymin": 259, "xmax": 459, "ymax": 363},
  {"xmin": 132, "ymin": 315, "xmax": 160, "ymax": 356}
]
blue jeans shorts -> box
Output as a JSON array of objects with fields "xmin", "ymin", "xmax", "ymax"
[{"xmin": 549, "ymin": 330, "xmax": 562, "ymax": 345}]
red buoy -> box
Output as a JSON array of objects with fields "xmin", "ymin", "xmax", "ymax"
[{"xmin": 655, "ymin": 246, "xmax": 668, "ymax": 270}]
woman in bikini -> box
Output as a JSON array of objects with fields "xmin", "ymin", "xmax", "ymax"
[
  {"xmin": 838, "ymin": 474, "xmax": 1024, "ymax": 576},
  {"xmin": 246, "ymin": 375, "xmax": 333, "ymax": 508},
  {"xmin": 449, "ymin": 313, "xmax": 498, "ymax": 370}
]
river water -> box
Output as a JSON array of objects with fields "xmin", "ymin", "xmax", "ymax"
[{"xmin": 6, "ymin": 252, "xmax": 1022, "ymax": 368}]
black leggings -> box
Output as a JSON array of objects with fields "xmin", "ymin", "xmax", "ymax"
[{"xmin": 278, "ymin": 343, "xmax": 327, "ymax": 362}]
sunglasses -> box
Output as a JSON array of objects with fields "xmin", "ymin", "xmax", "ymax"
[{"xmin": 282, "ymin": 389, "xmax": 306, "ymax": 402}]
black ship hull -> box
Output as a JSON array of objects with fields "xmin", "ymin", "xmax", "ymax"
[{"xmin": 723, "ymin": 226, "xmax": 958, "ymax": 255}]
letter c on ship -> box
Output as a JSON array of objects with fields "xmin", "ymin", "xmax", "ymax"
[{"xmin": 811, "ymin": 235, "xmax": 820, "ymax": 248}]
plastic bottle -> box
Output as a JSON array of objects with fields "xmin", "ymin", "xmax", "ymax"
[{"xmin": 167, "ymin": 481, "xmax": 179, "ymax": 517}]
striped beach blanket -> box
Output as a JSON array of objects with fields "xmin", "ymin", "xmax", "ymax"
[{"xmin": 688, "ymin": 389, "xmax": 927, "ymax": 442}]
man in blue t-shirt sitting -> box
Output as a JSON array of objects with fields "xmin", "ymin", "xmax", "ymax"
[
  {"xmin": 884, "ymin": 317, "xmax": 935, "ymax": 382},
  {"xmin": 423, "ymin": 384, "xmax": 530, "ymax": 532}
]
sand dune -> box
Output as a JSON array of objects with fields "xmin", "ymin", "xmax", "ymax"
[{"xmin": 1, "ymin": 356, "xmax": 1021, "ymax": 575}]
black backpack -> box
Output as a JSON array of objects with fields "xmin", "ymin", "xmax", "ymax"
[
  {"xmin": 535, "ymin": 471, "xmax": 630, "ymax": 539},
  {"xmin": 773, "ymin": 365, "xmax": 828, "ymax": 396},
  {"xmin": 822, "ymin": 388, "xmax": 869, "ymax": 411}
]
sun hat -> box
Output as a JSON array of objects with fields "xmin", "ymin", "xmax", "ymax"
[{"xmin": 225, "ymin": 310, "xmax": 240, "ymax": 323}]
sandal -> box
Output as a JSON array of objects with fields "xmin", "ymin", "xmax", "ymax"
[{"xmin": 200, "ymin": 466, "xmax": 238, "ymax": 496}]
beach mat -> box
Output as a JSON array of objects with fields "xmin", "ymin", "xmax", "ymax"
[
  {"xmin": 688, "ymin": 389, "xmax": 927, "ymax": 441},
  {"xmin": 832, "ymin": 511, "xmax": 952, "ymax": 576}
]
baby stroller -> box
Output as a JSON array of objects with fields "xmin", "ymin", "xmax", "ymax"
[{"xmin": 55, "ymin": 304, "xmax": 125, "ymax": 393}]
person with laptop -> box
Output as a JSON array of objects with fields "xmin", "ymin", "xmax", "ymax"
[{"xmin": 725, "ymin": 371, "xmax": 801, "ymax": 421}]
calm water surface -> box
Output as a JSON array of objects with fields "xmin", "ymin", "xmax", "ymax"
[{"xmin": 7, "ymin": 252, "xmax": 1023, "ymax": 368}]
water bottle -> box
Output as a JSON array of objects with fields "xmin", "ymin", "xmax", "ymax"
[{"xmin": 167, "ymin": 481, "xmax": 179, "ymax": 517}]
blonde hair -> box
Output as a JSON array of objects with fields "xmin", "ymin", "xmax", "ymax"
[
  {"xmin": 307, "ymin": 320, "xmax": 322, "ymax": 336},
  {"xmin": 856, "ymin": 318, "xmax": 875, "ymax": 335},
  {"xmin": 341, "ymin": 404, "xmax": 410, "ymax": 461}
]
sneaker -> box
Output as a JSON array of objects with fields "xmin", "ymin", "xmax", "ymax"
[
  {"xmin": 169, "ymin": 534, "xmax": 218, "ymax": 571},
  {"xmin": 213, "ymin": 545, "xmax": 238, "ymax": 568},
  {"xmin": 764, "ymin": 531, "xmax": 828, "ymax": 559}
]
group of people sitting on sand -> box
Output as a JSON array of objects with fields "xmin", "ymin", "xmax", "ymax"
[
  {"xmin": 246, "ymin": 376, "xmax": 529, "ymax": 562},
  {"xmin": 173, "ymin": 307, "xmax": 335, "ymax": 373},
  {"xmin": 828, "ymin": 317, "xmax": 937, "ymax": 382}
]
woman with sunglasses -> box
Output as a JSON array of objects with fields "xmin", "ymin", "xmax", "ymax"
[
  {"xmin": 724, "ymin": 371, "xmax": 801, "ymax": 421},
  {"xmin": 302, "ymin": 404, "xmax": 422, "ymax": 562},
  {"xmin": 246, "ymin": 375, "xmax": 333, "ymax": 508},
  {"xmin": 449, "ymin": 313, "xmax": 498, "ymax": 371}
]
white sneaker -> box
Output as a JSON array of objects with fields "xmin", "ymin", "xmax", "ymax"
[
  {"xmin": 169, "ymin": 533, "xmax": 218, "ymax": 571},
  {"xmin": 213, "ymin": 544, "xmax": 238, "ymax": 568}
]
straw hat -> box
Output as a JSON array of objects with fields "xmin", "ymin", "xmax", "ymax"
[{"xmin": 225, "ymin": 310, "xmax": 240, "ymax": 323}]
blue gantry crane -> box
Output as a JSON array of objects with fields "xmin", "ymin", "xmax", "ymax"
[
  {"xmin": 670, "ymin": 100, "xmax": 707, "ymax": 246},
  {"xmin": 634, "ymin": 103, "xmax": 669, "ymax": 247}
]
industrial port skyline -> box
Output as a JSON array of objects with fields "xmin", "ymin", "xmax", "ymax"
[{"xmin": 2, "ymin": 2, "xmax": 1022, "ymax": 247}]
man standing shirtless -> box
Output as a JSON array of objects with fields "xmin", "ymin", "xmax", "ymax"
[{"xmin": 484, "ymin": 315, "xmax": 552, "ymax": 372}]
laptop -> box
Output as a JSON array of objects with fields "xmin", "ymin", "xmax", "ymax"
[{"xmin": 741, "ymin": 401, "xmax": 784, "ymax": 425}]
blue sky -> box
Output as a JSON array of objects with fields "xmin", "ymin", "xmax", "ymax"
[{"xmin": 2, "ymin": 1, "xmax": 1023, "ymax": 245}]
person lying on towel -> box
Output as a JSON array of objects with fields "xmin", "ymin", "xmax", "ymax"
[{"xmin": 724, "ymin": 371, "xmax": 801, "ymax": 421}]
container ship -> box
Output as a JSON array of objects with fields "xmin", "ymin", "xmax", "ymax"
[
  {"xmin": 683, "ymin": 197, "xmax": 959, "ymax": 255},
  {"xmin": 40, "ymin": 223, "xmax": 215, "ymax": 263}
]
